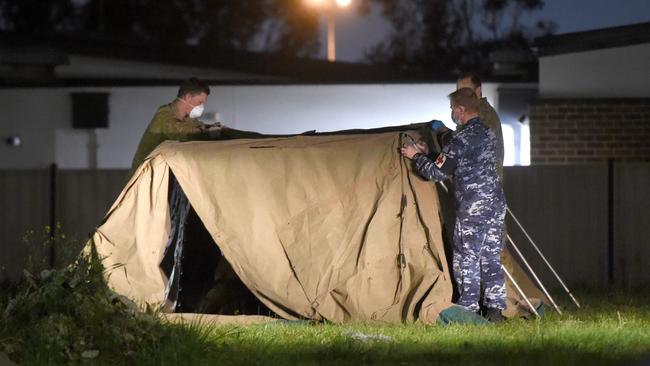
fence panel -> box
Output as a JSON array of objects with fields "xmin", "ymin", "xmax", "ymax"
[
  {"xmin": 55, "ymin": 170, "xmax": 128, "ymax": 265},
  {"xmin": 0, "ymin": 170, "xmax": 51, "ymax": 282},
  {"xmin": 614, "ymin": 163, "xmax": 650, "ymax": 286},
  {"xmin": 504, "ymin": 165, "xmax": 609, "ymax": 287}
]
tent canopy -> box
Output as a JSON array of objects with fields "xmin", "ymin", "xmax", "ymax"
[{"xmin": 90, "ymin": 127, "xmax": 544, "ymax": 324}]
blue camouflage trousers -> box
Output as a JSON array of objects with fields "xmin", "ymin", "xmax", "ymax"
[{"xmin": 452, "ymin": 200, "xmax": 507, "ymax": 312}]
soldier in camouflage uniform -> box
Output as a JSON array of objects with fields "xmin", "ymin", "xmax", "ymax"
[
  {"xmin": 131, "ymin": 77, "xmax": 220, "ymax": 172},
  {"xmin": 401, "ymin": 88, "xmax": 507, "ymax": 321}
]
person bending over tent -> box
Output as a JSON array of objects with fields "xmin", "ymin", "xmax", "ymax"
[
  {"xmin": 131, "ymin": 77, "xmax": 221, "ymax": 172},
  {"xmin": 400, "ymin": 88, "xmax": 507, "ymax": 323}
]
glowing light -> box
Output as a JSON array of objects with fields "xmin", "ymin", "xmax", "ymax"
[
  {"xmin": 502, "ymin": 124, "xmax": 515, "ymax": 166},
  {"xmin": 306, "ymin": 0, "xmax": 351, "ymax": 7},
  {"xmin": 520, "ymin": 122, "xmax": 531, "ymax": 166},
  {"xmin": 304, "ymin": 0, "xmax": 352, "ymax": 62}
]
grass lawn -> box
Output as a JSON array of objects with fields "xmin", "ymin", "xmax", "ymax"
[
  {"xmin": 206, "ymin": 295, "xmax": 650, "ymax": 366},
  {"xmin": 1, "ymin": 256, "xmax": 649, "ymax": 365},
  {"xmin": 174, "ymin": 288, "xmax": 650, "ymax": 366}
]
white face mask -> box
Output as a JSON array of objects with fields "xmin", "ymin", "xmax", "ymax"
[
  {"xmin": 189, "ymin": 103, "xmax": 204, "ymax": 119},
  {"xmin": 179, "ymin": 97, "xmax": 205, "ymax": 119}
]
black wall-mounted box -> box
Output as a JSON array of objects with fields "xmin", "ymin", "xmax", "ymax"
[{"xmin": 71, "ymin": 92, "xmax": 109, "ymax": 129}]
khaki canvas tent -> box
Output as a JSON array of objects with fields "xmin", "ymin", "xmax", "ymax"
[{"xmin": 89, "ymin": 125, "xmax": 545, "ymax": 324}]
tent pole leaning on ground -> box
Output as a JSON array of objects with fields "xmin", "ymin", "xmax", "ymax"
[
  {"xmin": 506, "ymin": 207, "xmax": 581, "ymax": 309},
  {"xmin": 502, "ymin": 264, "xmax": 540, "ymax": 318},
  {"xmin": 506, "ymin": 233, "xmax": 562, "ymax": 314}
]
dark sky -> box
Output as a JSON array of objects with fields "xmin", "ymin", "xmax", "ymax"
[{"xmin": 317, "ymin": 0, "xmax": 650, "ymax": 62}]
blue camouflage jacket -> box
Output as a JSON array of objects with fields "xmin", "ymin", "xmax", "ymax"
[{"xmin": 412, "ymin": 117, "xmax": 505, "ymax": 216}]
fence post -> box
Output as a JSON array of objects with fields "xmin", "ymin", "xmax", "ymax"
[
  {"xmin": 49, "ymin": 163, "xmax": 57, "ymax": 268},
  {"xmin": 607, "ymin": 159, "xmax": 614, "ymax": 285}
]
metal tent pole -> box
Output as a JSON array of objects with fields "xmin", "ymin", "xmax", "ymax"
[
  {"xmin": 506, "ymin": 233, "xmax": 562, "ymax": 314},
  {"xmin": 502, "ymin": 264, "xmax": 540, "ymax": 318},
  {"xmin": 507, "ymin": 207, "xmax": 581, "ymax": 308},
  {"xmin": 438, "ymin": 181, "xmax": 449, "ymax": 193}
]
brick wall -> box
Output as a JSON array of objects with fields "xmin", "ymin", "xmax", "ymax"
[{"xmin": 529, "ymin": 99, "xmax": 650, "ymax": 164}]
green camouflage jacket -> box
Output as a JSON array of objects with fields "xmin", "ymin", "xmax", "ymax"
[
  {"xmin": 479, "ymin": 98, "xmax": 504, "ymax": 178},
  {"xmin": 131, "ymin": 102, "xmax": 210, "ymax": 170}
]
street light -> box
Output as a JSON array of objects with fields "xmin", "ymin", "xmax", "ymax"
[{"xmin": 306, "ymin": 0, "xmax": 351, "ymax": 62}]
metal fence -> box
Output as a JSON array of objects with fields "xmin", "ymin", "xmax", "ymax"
[
  {"xmin": 0, "ymin": 167, "xmax": 128, "ymax": 281},
  {"xmin": 1, "ymin": 164, "xmax": 648, "ymax": 286},
  {"xmin": 504, "ymin": 165, "xmax": 609, "ymax": 287}
]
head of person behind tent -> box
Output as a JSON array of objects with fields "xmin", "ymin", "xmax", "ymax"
[
  {"xmin": 131, "ymin": 77, "xmax": 221, "ymax": 171},
  {"xmin": 456, "ymin": 72, "xmax": 504, "ymax": 177}
]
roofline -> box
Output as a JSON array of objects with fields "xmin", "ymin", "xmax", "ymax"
[
  {"xmin": 535, "ymin": 21, "xmax": 650, "ymax": 57},
  {"xmin": 532, "ymin": 97, "xmax": 650, "ymax": 104},
  {"xmin": 0, "ymin": 32, "xmax": 447, "ymax": 83},
  {"xmin": 0, "ymin": 77, "xmax": 539, "ymax": 88},
  {"xmin": 1, "ymin": 32, "xmax": 540, "ymax": 84}
]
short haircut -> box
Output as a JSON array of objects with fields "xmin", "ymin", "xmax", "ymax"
[
  {"xmin": 448, "ymin": 87, "xmax": 480, "ymax": 113},
  {"xmin": 457, "ymin": 72, "xmax": 481, "ymax": 89},
  {"xmin": 177, "ymin": 77, "xmax": 210, "ymax": 98}
]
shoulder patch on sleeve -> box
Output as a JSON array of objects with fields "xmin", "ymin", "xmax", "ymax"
[{"xmin": 434, "ymin": 153, "xmax": 447, "ymax": 169}]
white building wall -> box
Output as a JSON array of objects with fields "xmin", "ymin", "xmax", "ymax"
[
  {"xmin": 539, "ymin": 43, "xmax": 650, "ymax": 98},
  {"xmin": 1, "ymin": 83, "xmax": 504, "ymax": 169},
  {"xmin": 1, "ymin": 89, "xmax": 66, "ymax": 169}
]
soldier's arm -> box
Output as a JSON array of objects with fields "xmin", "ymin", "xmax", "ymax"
[
  {"xmin": 412, "ymin": 138, "xmax": 462, "ymax": 182},
  {"xmin": 162, "ymin": 119, "xmax": 209, "ymax": 141}
]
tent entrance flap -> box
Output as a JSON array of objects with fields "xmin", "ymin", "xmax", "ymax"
[{"xmin": 161, "ymin": 174, "xmax": 271, "ymax": 316}]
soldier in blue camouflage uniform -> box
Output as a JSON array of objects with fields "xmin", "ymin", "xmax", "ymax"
[{"xmin": 401, "ymin": 88, "xmax": 507, "ymax": 321}]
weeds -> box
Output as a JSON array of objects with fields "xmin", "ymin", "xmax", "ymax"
[
  {"xmin": 21, "ymin": 223, "xmax": 81, "ymax": 273},
  {"xmin": 0, "ymin": 226, "xmax": 220, "ymax": 365}
]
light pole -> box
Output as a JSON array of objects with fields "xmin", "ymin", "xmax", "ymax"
[{"xmin": 306, "ymin": 0, "xmax": 351, "ymax": 62}]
